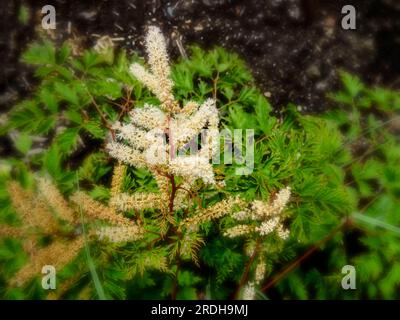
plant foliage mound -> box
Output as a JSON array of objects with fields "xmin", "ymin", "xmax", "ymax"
[{"xmin": 0, "ymin": 27, "xmax": 400, "ymax": 300}]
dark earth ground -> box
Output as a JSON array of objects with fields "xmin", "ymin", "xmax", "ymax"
[{"xmin": 1, "ymin": 0, "xmax": 400, "ymax": 113}]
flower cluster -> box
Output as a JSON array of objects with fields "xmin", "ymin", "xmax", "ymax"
[
  {"xmin": 242, "ymin": 282, "xmax": 256, "ymax": 300},
  {"xmin": 224, "ymin": 187, "xmax": 291, "ymax": 239},
  {"xmin": 107, "ymin": 26, "xmax": 219, "ymax": 187},
  {"xmin": 241, "ymin": 255, "xmax": 268, "ymax": 300},
  {"xmin": 181, "ymin": 196, "xmax": 245, "ymax": 229},
  {"xmin": 2, "ymin": 174, "xmax": 146, "ymax": 287},
  {"xmin": 96, "ymin": 225, "xmax": 144, "ymax": 243},
  {"xmin": 2, "ymin": 179, "xmax": 84, "ymax": 287},
  {"xmin": 70, "ymin": 164, "xmax": 145, "ymax": 242}
]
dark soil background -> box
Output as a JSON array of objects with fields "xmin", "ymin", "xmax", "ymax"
[{"xmin": 1, "ymin": 0, "xmax": 400, "ymax": 113}]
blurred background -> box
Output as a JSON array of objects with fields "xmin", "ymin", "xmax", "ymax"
[{"xmin": 1, "ymin": 0, "xmax": 400, "ymax": 114}]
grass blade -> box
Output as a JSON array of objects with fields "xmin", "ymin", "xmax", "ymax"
[
  {"xmin": 353, "ymin": 212, "xmax": 400, "ymax": 235},
  {"xmin": 76, "ymin": 173, "xmax": 107, "ymax": 300}
]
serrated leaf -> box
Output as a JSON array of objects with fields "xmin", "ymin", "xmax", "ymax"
[
  {"xmin": 341, "ymin": 72, "xmax": 363, "ymax": 98},
  {"xmin": 82, "ymin": 51, "xmax": 103, "ymax": 70},
  {"xmin": 58, "ymin": 42, "xmax": 71, "ymax": 64},
  {"xmin": 55, "ymin": 82, "xmax": 79, "ymax": 106},
  {"xmin": 222, "ymin": 86, "xmax": 234, "ymax": 100},
  {"xmin": 22, "ymin": 41, "xmax": 56, "ymax": 65},
  {"xmin": 55, "ymin": 127, "xmax": 80, "ymax": 154},
  {"xmin": 43, "ymin": 145, "xmax": 61, "ymax": 178},
  {"xmin": 83, "ymin": 121, "xmax": 105, "ymax": 138},
  {"xmin": 39, "ymin": 88, "xmax": 58, "ymax": 113},
  {"xmin": 65, "ymin": 110, "xmax": 83, "ymax": 124}
]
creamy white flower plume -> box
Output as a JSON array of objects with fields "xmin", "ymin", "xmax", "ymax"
[
  {"xmin": 110, "ymin": 193, "xmax": 163, "ymax": 212},
  {"xmin": 129, "ymin": 104, "xmax": 167, "ymax": 130},
  {"xmin": 226, "ymin": 187, "xmax": 291, "ymax": 239},
  {"xmin": 277, "ymin": 224, "xmax": 290, "ymax": 240},
  {"xmin": 255, "ymin": 260, "xmax": 266, "ymax": 284},
  {"xmin": 107, "ymin": 142, "xmax": 146, "ymax": 168},
  {"xmin": 170, "ymin": 98, "xmax": 219, "ymax": 150},
  {"xmin": 223, "ymin": 224, "xmax": 254, "ymax": 238},
  {"xmin": 256, "ymin": 217, "xmax": 280, "ymax": 236},
  {"xmin": 109, "ymin": 26, "xmax": 219, "ymax": 187},
  {"xmin": 114, "ymin": 123, "xmax": 150, "ymax": 150},
  {"xmin": 169, "ymin": 155, "xmax": 215, "ymax": 185},
  {"xmin": 129, "ymin": 26, "xmax": 177, "ymax": 113},
  {"xmin": 145, "ymin": 26, "xmax": 173, "ymax": 92},
  {"xmin": 96, "ymin": 225, "xmax": 144, "ymax": 243},
  {"xmin": 242, "ymin": 282, "xmax": 256, "ymax": 300}
]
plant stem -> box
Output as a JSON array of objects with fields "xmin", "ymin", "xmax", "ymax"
[
  {"xmin": 80, "ymin": 81, "xmax": 115, "ymax": 139},
  {"xmin": 212, "ymin": 71, "xmax": 219, "ymax": 100},
  {"xmin": 171, "ymin": 261, "xmax": 181, "ymax": 300},
  {"xmin": 260, "ymin": 194, "xmax": 382, "ymax": 292},
  {"xmin": 167, "ymin": 171, "xmax": 181, "ymax": 299},
  {"xmin": 261, "ymin": 219, "xmax": 348, "ymax": 293},
  {"xmin": 233, "ymin": 239, "xmax": 262, "ymax": 299},
  {"xmin": 168, "ymin": 174, "xmax": 177, "ymax": 213}
]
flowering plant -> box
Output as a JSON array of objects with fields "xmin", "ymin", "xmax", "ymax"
[
  {"xmin": 2, "ymin": 24, "xmax": 398, "ymax": 300},
  {"xmin": 0, "ymin": 26, "xmax": 291, "ymax": 300}
]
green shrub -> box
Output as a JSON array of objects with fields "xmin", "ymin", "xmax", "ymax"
[{"xmin": 0, "ymin": 31, "xmax": 399, "ymax": 299}]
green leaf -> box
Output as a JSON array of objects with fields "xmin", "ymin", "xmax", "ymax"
[
  {"xmin": 369, "ymin": 88, "xmax": 393, "ymax": 111},
  {"xmin": 82, "ymin": 51, "xmax": 103, "ymax": 70},
  {"xmin": 43, "ymin": 145, "xmax": 61, "ymax": 178},
  {"xmin": 89, "ymin": 185, "xmax": 110, "ymax": 200},
  {"xmin": 341, "ymin": 72, "xmax": 363, "ymax": 98},
  {"xmin": 9, "ymin": 100, "xmax": 55, "ymax": 134},
  {"xmin": 176, "ymin": 287, "xmax": 197, "ymax": 300},
  {"xmin": 55, "ymin": 82, "xmax": 80, "ymax": 106},
  {"xmin": 55, "ymin": 128, "xmax": 80, "ymax": 155},
  {"xmin": 89, "ymin": 79, "xmax": 122, "ymax": 100},
  {"xmin": 255, "ymin": 95, "xmax": 274, "ymax": 134},
  {"xmin": 83, "ymin": 121, "xmax": 105, "ymax": 139},
  {"xmin": 238, "ymin": 87, "xmax": 257, "ymax": 103},
  {"xmin": 178, "ymin": 271, "xmax": 201, "ymax": 287},
  {"xmin": 14, "ymin": 134, "xmax": 32, "ymax": 155},
  {"xmin": 198, "ymin": 80, "xmax": 210, "ymax": 96},
  {"xmin": 65, "ymin": 110, "xmax": 83, "ymax": 124},
  {"xmin": 228, "ymin": 105, "xmax": 258, "ymax": 130},
  {"xmin": 22, "ymin": 41, "xmax": 56, "ymax": 65},
  {"xmin": 217, "ymin": 62, "xmax": 230, "ymax": 73},
  {"xmin": 222, "ymin": 87, "xmax": 234, "ymax": 101},
  {"xmin": 39, "ymin": 88, "xmax": 58, "ymax": 113},
  {"xmin": 58, "ymin": 42, "xmax": 71, "ymax": 64}
]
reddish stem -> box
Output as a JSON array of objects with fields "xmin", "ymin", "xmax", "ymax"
[
  {"xmin": 232, "ymin": 239, "xmax": 262, "ymax": 299},
  {"xmin": 261, "ymin": 220, "xmax": 348, "ymax": 293}
]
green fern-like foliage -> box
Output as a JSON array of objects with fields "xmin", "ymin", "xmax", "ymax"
[{"xmin": 0, "ymin": 37, "xmax": 399, "ymax": 299}]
